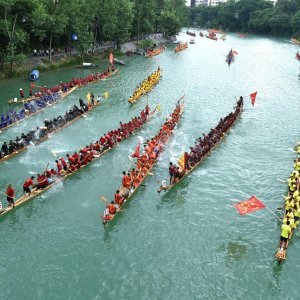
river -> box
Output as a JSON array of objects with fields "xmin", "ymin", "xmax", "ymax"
[{"xmin": 0, "ymin": 31, "xmax": 299, "ymax": 299}]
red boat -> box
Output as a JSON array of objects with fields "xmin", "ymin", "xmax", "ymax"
[{"xmin": 296, "ymin": 52, "xmax": 300, "ymax": 61}]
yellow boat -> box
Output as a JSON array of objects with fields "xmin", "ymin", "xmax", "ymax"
[
  {"xmin": 128, "ymin": 67, "xmax": 161, "ymax": 103},
  {"xmin": 275, "ymin": 158, "xmax": 300, "ymax": 263}
]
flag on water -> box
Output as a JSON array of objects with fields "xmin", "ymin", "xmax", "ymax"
[
  {"xmin": 109, "ymin": 53, "xmax": 114, "ymax": 65},
  {"xmin": 233, "ymin": 195, "xmax": 266, "ymax": 215},
  {"xmin": 156, "ymin": 104, "xmax": 161, "ymax": 112},
  {"xmin": 30, "ymin": 82, "xmax": 36, "ymax": 88},
  {"xmin": 131, "ymin": 141, "xmax": 140, "ymax": 158},
  {"xmin": 233, "ymin": 50, "xmax": 238, "ymax": 55},
  {"xmin": 102, "ymin": 91, "xmax": 109, "ymax": 99},
  {"xmin": 178, "ymin": 153, "xmax": 185, "ymax": 169},
  {"xmin": 250, "ymin": 92, "xmax": 258, "ymax": 106},
  {"xmin": 86, "ymin": 93, "xmax": 91, "ymax": 105}
]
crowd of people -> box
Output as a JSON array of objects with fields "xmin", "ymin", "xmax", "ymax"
[
  {"xmin": 0, "ymin": 93, "xmax": 61, "ymax": 130},
  {"xmin": 0, "ymin": 99, "xmax": 93, "ymax": 161},
  {"xmin": 2, "ymin": 106, "xmax": 152, "ymax": 209},
  {"xmin": 128, "ymin": 67, "xmax": 161, "ymax": 103},
  {"xmin": 278, "ymin": 157, "xmax": 300, "ymax": 255},
  {"xmin": 102, "ymin": 101, "xmax": 183, "ymax": 223},
  {"xmin": 158, "ymin": 97, "xmax": 243, "ymax": 192}
]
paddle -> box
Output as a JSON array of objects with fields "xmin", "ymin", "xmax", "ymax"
[
  {"xmin": 99, "ymin": 195, "xmax": 110, "ymax": 204},
  {"xmin": 277, "ymin": 178, "xmax": 287, "ymax": 183}
]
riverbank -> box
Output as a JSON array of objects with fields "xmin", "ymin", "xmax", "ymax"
[{"xmin": 0, "ymin": 35, "xmax": 173, "ymax": 81}]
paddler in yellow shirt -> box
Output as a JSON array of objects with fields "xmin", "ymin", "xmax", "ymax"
[{"xmin": 280, "ymin": 220, "xmax": 292, "ymax": 248}]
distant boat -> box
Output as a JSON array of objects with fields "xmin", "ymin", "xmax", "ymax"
[
  {"xmin": 113, "ymin": 58, "xmax": 125, "ymax": 66},
  {"xmin": 190, "ymin": 38, "xmax": 195, "ymax": 44},
  {"xmin": 76, "ymin": 63, "xmax": 98, "ymax": 69},
  {"xmin": 186, "ymin": 30, "xmax": 196, "ymax": 37},
  {"xmin": 29, "ymin": 69, "xmax": 39, "ymax": 81}
]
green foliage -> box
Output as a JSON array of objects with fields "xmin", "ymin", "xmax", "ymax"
[
  {"xmin": 137, "ymin": 39, "xmax": 154, "ymax": 49},
  {"xmin": 0, "ymin": 0, "xmax": 188, "ymax": 76},
  {"xmin": 192, "ymin": 0, "xmax": 300, "ymax": 37}
]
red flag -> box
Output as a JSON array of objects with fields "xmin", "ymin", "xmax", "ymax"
[
  {"xmin": 250, "ymin": 92, "xmax": 257, "ymax": 106},
  {"xmin": 131, "ymin": 142, "xmax": 140, "ymax": 158},
  {"xmin": 233, "ymin": 195, "xmax": 266, "ymax": 215},
  {"xmin": 233, "ymin": 50, "xmax": 238, "ymax": 55},
  {"xmin": 30, "ymin": 82, "xmax": 36, "ymax": 88},
  {"xmin": 109, "ymin": 53, "xmax": 114, "ymax": 65}
]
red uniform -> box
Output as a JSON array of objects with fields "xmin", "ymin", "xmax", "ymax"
[
  {"xmin": 108, "ymin": 204, "xmax": 116, "ymax": 214},
  {"xmin": 23, "ymin": 178, "xmax": 34, "ymax": 188},
  {"xmin": 6, "ymin": 187, "xmax": 15, "ymax": 198},
  {"xmin": 114, "ymin": 193, "xmax": 124, "ymax": 206},
  {"xmin": 68, "ymin": 156, "xmax": 75, "ymax": 164},
  {"xmin": 60, "ymin": 158, "xmax": 67, "ymax": 167}
]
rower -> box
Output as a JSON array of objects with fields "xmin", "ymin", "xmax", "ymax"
[
  {"xmin": 122, "ymin": 171, "xmax": 131, "ymax": 189},
  {"xmin": 37, "ymin": 173, "xmax": 48, "ymax": 189},
  {"xmin": 108, "ymin": 201, "xmax": 117, "ymax": 214},
  {"xmin": 6, "ymin": 184, "xmax": 15, "ymax": 207},
  {"xmin": 23, "ymin": 176, "xmax": 35, "ymax": 195},
  {"xmin": 114, "ymin": 190, "xmax": 125, "ymax": 206},
  {"xmin": 169, "ymin": 162, "xmax": 175, "ymax": 184},
  {"xmin": 59, "ymin": 157, "xmax": 68, "ymax": 171},
  {"xmin": 1, "ymin": 142, "xmax": 8, "ymax": 156},
  {"xmin": 280, "ymin": 220, "xmax": 291, "ymax": 249}
]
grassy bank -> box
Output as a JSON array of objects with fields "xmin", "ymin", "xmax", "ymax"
[{"xmin": 0, "ymin": 50, "xmax": 123, "ymax": 80}]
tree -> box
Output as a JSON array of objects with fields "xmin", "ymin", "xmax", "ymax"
[
  {"xmin": 31, "ymin": 0, "xmax": 68, "ymax": 60},
  {"xmin": 132, "ymin": 0, "xmax": 157, "ymax": 40},
  {"xmin": 102, "ymin": 0, "xmax": 133, "ymax": 48}
]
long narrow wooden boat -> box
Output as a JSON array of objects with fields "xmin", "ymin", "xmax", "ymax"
[
  {"xmin": 101, "ymin": 98, "xmax": 185, "ymax": 225},
  {"xmin": 0, "ymin": 87, "xmax": 77, "ymax": 134},
  {"xmin": 0, "ymin": 102, "xmax": 100, "ymax": 164},
  {"xmin": 175, "ymin": 42, "xmax": 188, "ymax": 53},
  {"xmin": 186, "ymin": 31, "xmax": 196, "ymax": 37},
  {"xmin": 128, "ymin": 68, "xmax": 161, "ymax": 103},
  {"xmin": 79, "ymin": 68, "xmax": 119, "ymax": 88},
  {"xmin": 145, "ymin": 47, "xmax": 165, "ymax": 58},
  {"xmin": 158, "ymin": 99, "xmax": 243, "ymax": 193},
  {"xmin": 8, "ymin": 95, "xmax": 40, "ymax": 105},
  {"xmin": 275, "ymin": 158, "xmax": 300, "ymax": 262},
  {"xmin": 0, "ymin": 107, "xmax": 157, "ymax": 218}
]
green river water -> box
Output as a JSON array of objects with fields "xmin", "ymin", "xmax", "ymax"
[{"xmin": 0, "ymin": 32, "xmax": 299, "ymax": 300}]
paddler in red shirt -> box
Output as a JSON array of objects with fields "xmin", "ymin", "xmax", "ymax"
[
  {"xmin": 6, "ymin": 184, "xmax": 15, "ymax": 207},
  {"xmin": 37, "ymin": 173, "xmax": 48, "ymax": 189},
  {"xmin": 122, "ymin": 171, "xmax": 131, "ymax": 189},
  {"xmin": 145, "ymin": 104, "xmax": 150, "ymax": 116},
  {"xmin": 59, "ymin": 157, "xmax": 68, "ymax": 171},
  {"xmin": 114, "ymin": 190, "xmax": 125, "ymax": 206},
  {"xmin": 23, "ymin": 176, "xmax": 35, "ymax": 195}
]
